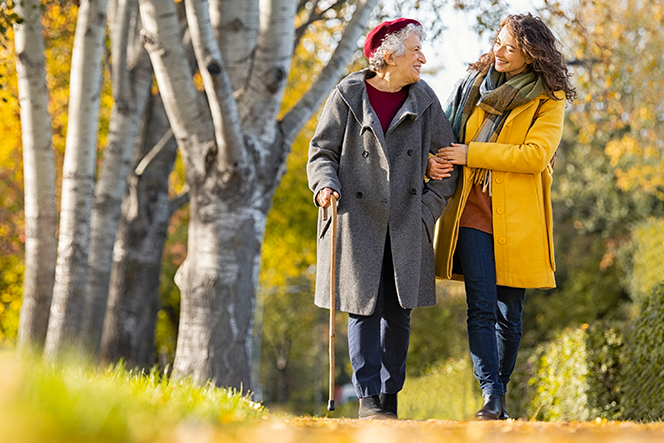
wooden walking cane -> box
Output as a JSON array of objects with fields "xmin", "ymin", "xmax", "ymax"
[{"xmin": 324, "ymin": 194, "xmax": 338, "ymax": 411}]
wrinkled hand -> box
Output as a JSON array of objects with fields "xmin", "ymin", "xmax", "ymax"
[
  {"xmin": 437, "ymin": 143, "xmax": 469, "ymax": 166},
  {"xmin": 316, "ymin": 187, "xmax": 340, "ymax": 208},
  {"xmin": 426, "ymin": 157, "xmax": 454, "ymax": 180}
]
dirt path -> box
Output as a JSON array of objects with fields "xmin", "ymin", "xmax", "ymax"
[{"xmin": 177, "ymin": 418, "xmax": 664, "ymax": 443}]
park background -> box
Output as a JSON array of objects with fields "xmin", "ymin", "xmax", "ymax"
[{"xmin": 0, "ymin": 0, "xmax": 663, "ymax": 432}]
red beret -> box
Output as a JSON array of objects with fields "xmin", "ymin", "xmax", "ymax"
[{"xmin": 363, "ymin": 18, "xmax": 422, "ymax": 60}]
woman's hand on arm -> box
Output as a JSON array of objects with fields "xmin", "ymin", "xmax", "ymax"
[
  {"xmin": 437, "ymin": 143, "xmax": 469, "ymax": 166},
  {"xmin": 316, "ymin": 187, "xmax": 340, "ymax": 208},
  {"xmin": 426, "ymin": 142, "xmax": 469, "ymax": 179},
  {"xmin": 426, "ymin": 156, "xmax": 454, "ymax": 180}
]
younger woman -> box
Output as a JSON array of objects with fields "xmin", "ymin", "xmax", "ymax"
[{"xmin": 427, "ymin": 13, "xmax": 576, "ymax": 420}]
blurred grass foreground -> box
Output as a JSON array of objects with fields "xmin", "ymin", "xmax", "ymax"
[{"xmin": 0, "ymin": 351, "xmax": 266, "ymax": 443}]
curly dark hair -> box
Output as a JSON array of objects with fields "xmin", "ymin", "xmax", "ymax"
[{"xmin": 468, "ymin": 13, "xmax": 577, "ymax": 102}]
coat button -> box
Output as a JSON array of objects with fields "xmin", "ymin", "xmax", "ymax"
[
  {"xmin": 495, "ymin": 177, "xmax": 503, "ymax": 184},
  {"xmin": 496, "ymin": 207, "xmax": 504, "ymax": 214},
  {"xmin": 410, "ymin": 188, "xmax": 417, "ymax": 195},
  {"xmin": 407, "ymin": 150, "xmax": 413, "ymax": 156},
  {"xmin": 362, "ymin": 151, "xmax": 369, "ymax": 157},
  {"xmin": 498, "ymin": 238, "xmax": 506, "ymax": 245},
  {"xmin": 356, "ymin": 192, "xmax": 363, "ymax": 198}
]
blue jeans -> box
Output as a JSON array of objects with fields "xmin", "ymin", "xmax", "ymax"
[
  {"xmin": 456, "ymin": 227, "xmax": 525, "ymax": 396},
  {"xmin": 348, "ymin": 233, "xmax": 411, "ymax": 398}
]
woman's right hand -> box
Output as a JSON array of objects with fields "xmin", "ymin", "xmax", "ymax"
[
  {"xmin": 316, "ymin": 187, "xmax": 340, "ymax": 208},
  {"xmin": 426, "ymin": 156, "xmax": 454, "ymax": 180}
]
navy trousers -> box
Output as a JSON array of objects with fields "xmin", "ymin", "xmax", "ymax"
[{"xmin": 348, "ymin": 233, "xmax": 411, "ymax": 398}]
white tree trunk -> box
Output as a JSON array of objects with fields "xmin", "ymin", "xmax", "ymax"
[
  {"xmin": 138, "ymin": 0, "xmax": 378, "ymax": 389},
  {"xmin": 100, "ymin": 94, "xmax": 178, "ymax": 368},
  {"xmin": 82, "ymin": 0, "xmax": 154, "ymax": 350},
  {"xmin": 14, "ymin": 0, "xmax": 57, "ymax": 348},
  {"xmin": 44, "ymin": 0, "xmax": 109, "ymax": 359}
]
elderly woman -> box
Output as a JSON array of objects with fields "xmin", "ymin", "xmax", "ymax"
[{"xmin": 307, "ymin": 18, "xmax": 458, "ymax": 419}]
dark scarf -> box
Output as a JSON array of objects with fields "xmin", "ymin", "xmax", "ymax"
[{"xmin": 444, "ymin": 65, "xmax": 544, "ymax": 194}]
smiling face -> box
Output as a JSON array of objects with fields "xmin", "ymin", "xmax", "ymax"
[
  {"xmin": 492, "ymin": 26, "xmax": 531, "ymax": 79},
  {"xmin": 390, "ymin": 33, "xmax": 426, "ymax": 86}
]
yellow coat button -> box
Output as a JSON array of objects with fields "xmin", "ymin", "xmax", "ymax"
[
  {"xmin": 498, "ymin": 238, "xmax": 506, "ymax": 245},
  {"xmin": 495, "ymin": 177, "xmax": 503, "ymax": 184},
  {"xmin": 496, "ymin": 207, "xmax": 504, "ymax": 214}
]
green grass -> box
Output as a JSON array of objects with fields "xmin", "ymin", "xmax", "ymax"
[
  {"xmin": 399, "ymin": 357, "xmax": 482, "ymax": 420},
  {"xmin": 0, "ymin": 350, "xmax": 266, "ymax": 443}
]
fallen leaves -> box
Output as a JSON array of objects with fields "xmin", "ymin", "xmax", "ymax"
[{"xmin": 172, "ymin": 417, "xmax": 664, "ymax": 443}]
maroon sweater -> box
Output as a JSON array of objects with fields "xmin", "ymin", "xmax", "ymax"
[{"xmin": 366, "ymin": 81, "xmax": 408, "ymax": 133}]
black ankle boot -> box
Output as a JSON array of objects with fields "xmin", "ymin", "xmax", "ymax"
[
  {"xmin": 499, "ymin": 395, "xmax": 510, "ymax": 420},
  {"xmin": 475, "ymin": 394, "xmax": 504, "ymax": 420},
  {"xmin": 379, "ymin": 392, "xmax": 398, "ymax": 418},
  {"xmin": 359, "ymin": 395, "xmax": 391, "ymax": 420}
]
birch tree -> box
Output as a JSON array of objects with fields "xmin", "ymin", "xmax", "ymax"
[
  {"xmin": 100, "ymin": 93, "xmax": 184, "ymax": 367},
  {"xmin": 44, "ymin": 0, "xmax": 109, "ymax": 359},
  {"xmin": 136, "ymin": 0, "xmax": 378, "ymax": 388},
  {"xmin": 81, "ymin": 0, "xmax": 154, "ymax": 350},
  {"xmin": 14, "ymin": 0, "xmax": 56, "ymax": 347}
]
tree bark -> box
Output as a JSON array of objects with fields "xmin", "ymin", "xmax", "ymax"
[
  {"xmin": 14, "ymin": 0, "xmax": 57, "ymax": 348},
  {"xmin": 134, "ymin": 0, "xmax": 380, "ymax": 390},
  {"xmin": 82, "ymin": 0, "xmax": 154, "ymax": 351},
  {"xmin": 44, "ymin": 0, "xmax": 109, "ymax": 359},
  {"xmin": 100, "ymin": 94, "xmax": 178, "ymax": 368}
]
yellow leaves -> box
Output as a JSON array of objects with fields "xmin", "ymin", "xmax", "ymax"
[
  {"xmin": 0, "ymin": 255, "xmax": 23, "ymax": 345},
  {"xmin": 605, "ymin": 133, "xmax": 664, "ymax": 197},
  {"xmin": 603, "ymin": 75, "xmax": 612, "ymax": 88}
]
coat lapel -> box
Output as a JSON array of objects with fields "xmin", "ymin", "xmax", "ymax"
[{"xmin": 503, "ymin": 94, "xmax": 547, "ymax": 127}]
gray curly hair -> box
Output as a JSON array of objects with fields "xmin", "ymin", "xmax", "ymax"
[{"xmin": 368, "ymin": 23, "xmax": 427, "ymax": 72}]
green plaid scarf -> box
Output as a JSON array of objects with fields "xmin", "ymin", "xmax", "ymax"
[{"xmin": 444, "ymin": 64, "xmax": 544, "ymax": 194}]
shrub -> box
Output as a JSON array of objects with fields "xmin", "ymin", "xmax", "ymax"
[
  {"xmin": 509, "ymin": 323, "xmax": 625, "ymax": 421},
  {"xmin": 622, "ymin": 284, "xmax": 664, "ymax": 421}
]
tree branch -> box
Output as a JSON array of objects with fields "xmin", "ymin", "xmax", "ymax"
[
  {"xmin": 184, "ymin": 0, "xmax": 246, "ymax": 171},
  {"xmin": 134, "ymin": 128, "xmax": 174, "ymax": 176},
  {"xmin": 240, "ymin": 0, "xmax": 297, "ymax": 144},
  {"xmin": 138, "ymin": 0, "xmax": 216, "ymax": 179},
  {"xmin": 208, "ymin": 0, "xmax": 259, "ymax": 94},
  {"xmin": 280, "ymin": 0, "xmax": 377, "ymax": 144}
]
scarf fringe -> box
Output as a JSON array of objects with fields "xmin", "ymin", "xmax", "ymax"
[{"xmin": 472, "ymin": 169, "xmax": 492, "ymax": 197}]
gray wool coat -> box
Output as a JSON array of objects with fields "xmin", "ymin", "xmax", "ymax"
[{"xmin": 307, "ymin": 69, "xmax": 458, "ymax": 316}]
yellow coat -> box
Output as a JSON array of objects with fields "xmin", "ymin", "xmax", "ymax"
[{"xmin": 433, "ymin": 91, "xmax": 566, "ymax": 289}]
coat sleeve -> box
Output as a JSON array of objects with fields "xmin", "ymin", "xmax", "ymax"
[
  {"xmin": 421, "ymin": 99, "xmax": 459, "ymax": 222},
  {"xmin": 466, "ymin": 92, "xmax": 566, "ymax": 174},
  {"xmin": 307, "ymin": 89, "xmax": 348, "ymax": 205}
]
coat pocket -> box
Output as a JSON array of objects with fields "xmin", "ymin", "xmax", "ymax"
[
  {"xmin": 421, "ymin": 203, "xmax": 435, "ymax": 244},
  {"xmin": 318, "ymin": 214, "xmax": 332, "ymax": 239}
]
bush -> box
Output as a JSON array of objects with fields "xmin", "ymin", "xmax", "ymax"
[
  {"xmin": 622, "ymin": 284, "xmax": 664, "ymax": 421},
  {"xmin": 627, "ymin": 218, "xmax": 664, "ymax": 302},
  {"xmin": 509, "ymin": 323, "xmax": 625, "ymax": 421}
]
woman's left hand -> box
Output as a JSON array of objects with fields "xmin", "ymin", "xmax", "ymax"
[{"xmin": 437, "ymin": 143, "xmax": 469, "ymax": 166}]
